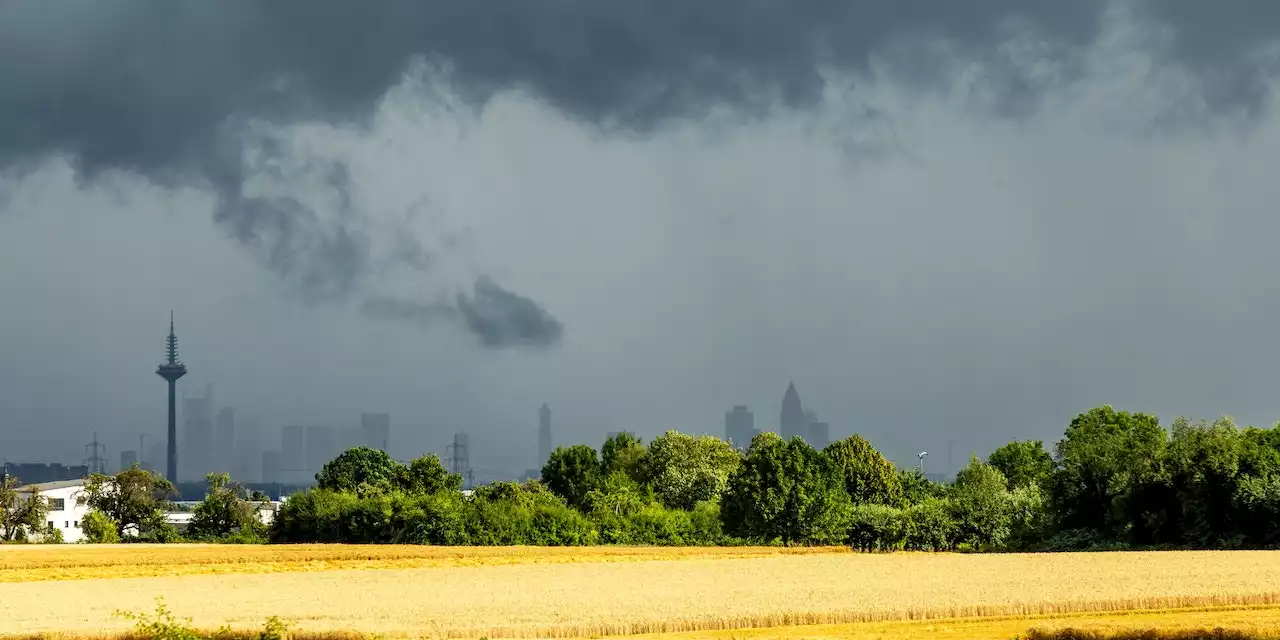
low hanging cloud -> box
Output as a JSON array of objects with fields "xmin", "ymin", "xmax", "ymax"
[{"xmin": 362, "ymin": 277, "xmax": 564, "ymax": 349}]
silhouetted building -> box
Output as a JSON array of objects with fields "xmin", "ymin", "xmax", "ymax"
[
  {"xmin": 538, "ymin": 403, "xmax": 552, "ymax": 466},
  {"xmin": 215, "ymin": 406, "xmax": 235, "ymax": 473},
  {"xmin": 119, "ymin": 450, "xmax": 138, "ymax": 472},
  {"xmin": 182, "ymin": 388, "xmax": 213, "ymax": 481},
  {"xmin": 808, "ymin": 421, "xmax": 831, "ymax": 449},
  {"xmin": 305, "ymin": 426, "xmax": 337, "ymax": 478},
  {"xmin": 725, "ymin": 405, "xmax": 758, "ymax": 451},
  {"xmin": 280, "ymin": 426, "xmax": 305, "ymax": 485},
  {"xmin": 781, "ymin": 381, "xmax": 806, "ymax": 440},
  {"xmin": 261, "ymin": 451, "xmax": 281, "ymax": 484},
  {"xmin": 146, "ymin": 442, "xmax": 166, "ymax": 474},
  {"xmin": 360, "ymin": 413, "xmax": 390, "ymax": 452},
  {"xmin": 1, "ymin": 462, "xmax": 88, "ymax": 485},
  {"xmin": 235, "ymin": 418, "xmax": 261, "ymax": 483},
  {"xmin": 155, "ymin": 312, "xmax": 188, "ymax": 483}
]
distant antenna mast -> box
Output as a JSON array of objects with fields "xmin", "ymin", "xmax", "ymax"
[
  {"xmin": 84, "ymin": 432, "xmax": 107, "ymax": 475},
  {"xmin": 446, "ymin": 433, "xmax": 471, "ymax": 489}
]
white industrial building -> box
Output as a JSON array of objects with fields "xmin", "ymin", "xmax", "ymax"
[
  {"xmin": 21, "ymin": 479, "xmax": 91, "ymax": 544},
  {"xmin": 15, "ymin": 480, "xmax": 280, "ymax": 543}
]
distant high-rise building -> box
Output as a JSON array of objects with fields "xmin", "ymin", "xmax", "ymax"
[
  {"xmin": 808, "ymin": 421, "xmax": 831, "ymax": 449},
  {"xmin": 146, "ymin": 442, "xmax": 166, "ymax": 474},
  {"xmin": 262, "ymin": 451, "xmax": 282, "ymax": 485},
  {"xmin": 155, "ymin": 312, "xmax": 188, "ymax": 483},
  {"xmin": 182, "ymin": 386, "xmax": 214, "ymax": 481},
  {"xmin": 360, "ymin": 413, "xmax": 390, "ymax": 452},
  {"xmin": 538, "ymin": 404, "xmax": 552, "ymax": 466},
  {"xmin": 119, "ymin": 450, "xmax": 138, "ymax": 472},
  {"xmin": 214, "ymin": 406, "xmax": 235, "ymax": 473},
  {"xmin": 780, "ymin": 382, "xmax": 806, "ymax": 440},
  {"xmin": 724, "ymin": 405, "xmax": 757, "ymax": 451},
  {"xmin": 235, "ymin": 418, "xmax": 261, "ymax": 483},
  {"xmin": 280, "ymin": 426, "xmax": 305, "ymax": 485},
  {"xmin": 305, "ymin": 426, "xmax": 337, "ymax": 480}
]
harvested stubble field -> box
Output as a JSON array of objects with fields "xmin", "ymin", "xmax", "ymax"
[{"xmin": 4, "ymin": 546, "xmax": 1280, "ymax": 639}]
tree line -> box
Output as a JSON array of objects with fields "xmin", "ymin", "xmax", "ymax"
[{"xmin": 5, "ymin": 404, "xmax": 1280, "ymax": 549}]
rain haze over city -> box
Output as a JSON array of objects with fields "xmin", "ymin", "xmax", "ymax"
[{"xmin": 4, "ymin": 1, "xmax": 1280, "ymax": 484}]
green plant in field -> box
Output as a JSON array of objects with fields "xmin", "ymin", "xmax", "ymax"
[{"xmin": 115, "ymin": 597, "xmax": 292, "ymax": 640}]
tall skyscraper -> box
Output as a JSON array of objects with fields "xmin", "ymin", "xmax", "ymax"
[
  {"xmin": 235, "ymin": 418, "xmax": 261, "ymax": 483},
  {"xmin": 280, "ymin": 425, "xmax": 305, "ymax": 485},
  {"xmin": 780, "ymin": 381, "xmax": 806, "ymax": 440},
  {"xmin": 262, "ymin": 450, "xmax": 281, "ymax": 485},
  {"xmin": 808, "ymin": 419, "xmax": 831, "ymax": 449},
  {"xmin": 538, "ymin": 403, "xmax": 552, "ymax": 466},
  {"xmin": 360, "ymin": 413, "xmax": 390, "ymax": 452},
  {"xmin": 119, "ymin": 450, "xmax": 138, "ymax": 472},
  {"xmin": 182, "ymin": 388, "xmax": 213, "ymax": 481},
  {"xmin": 724, "ymin": 405, "xmax": 757, "ymax": 451},
  {"xmin": 305, "ymin": 426, "xmax": 337, "ymax": 479},
  {"xmin": 214, "ymin": 406, "xmax": 235, "ymax": 473},
  {"xmin": 155, "ymin": 312, "xmax": 188, "ymax": 483}
]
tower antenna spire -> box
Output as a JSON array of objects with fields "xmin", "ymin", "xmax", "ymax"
[{"xmin": 157, "ymin": 311, "xmax": 188, "ymax": 483}]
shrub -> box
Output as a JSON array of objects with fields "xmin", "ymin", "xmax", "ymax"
[
  {"xmin": 81, "ymin": 511, "xmax": 121, "ymax": 544},
  {"xmin": 847, "ymin": 504, "xmax": 907, "ymax": 552}
]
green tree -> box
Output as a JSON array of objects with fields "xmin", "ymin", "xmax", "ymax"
[
  {"xmin": 0, "ymin": 475, "xmax": 47, "ymax": 542},
  {"xmin": 396, "ymin": 454, "xmax": 463, "ymax": 495},
  {"xmin": 823, "ymin": 435, "xmax": 903, "ymax": 506},
  {"xmin": 899, "ymin": 468, "xmax": 947, "ymax": 506},
  {"xmin": 78, "ymin": 466, "xmax": 175, "ymax": 539},
  {"xmin": 80, "ymin": 510, "xmax": 121, "ymax": 543},
  {"xmin": 949, "ymin": 455, "xmax": 1012, "ymax": 550},
  {"xmin": 721, "ymin": 432, "xmax": 851, "ymax": 544},
  {"xmin": 642, "ymin": 431, "xmax": 742, "ymax": 510},
  {"xmin": 541, "ymin": 445, "xmax": 602, "ymax": 509},
  {"xmin": 1163, "ymin": 416, "xmax": 1246, "ymax": 546},
  {"xmin": 987, "ymin": 439, "xmax": 1053, "ymax": 491},
  {"xmin": 1048, "ymin": 405, "xmax": 1166, "ymax": 538},
  {"xmin": 315, "ymin": 447, "xmax": 401, "ymax": 495},
  {"xmin": 601, "ymin": 432, "xmax": 647, "ymax": 481},
  {"xmin": 187, "ymin": 473, "xmax": 267, "ymax": 540}
]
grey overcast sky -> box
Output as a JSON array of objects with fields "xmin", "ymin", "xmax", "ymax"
[{"xmin": 2, "ymin": 1, "xmax": 1280, "ymax": 476}]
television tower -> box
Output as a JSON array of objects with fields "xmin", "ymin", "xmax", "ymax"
[{"xmin": 155, "ymin": 311, "xmax": 187, "ymax": 483}]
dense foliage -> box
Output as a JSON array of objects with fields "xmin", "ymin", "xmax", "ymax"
[{"xmin": 61, "ymin": 404, "xmax": 1280, "ymax": 550}]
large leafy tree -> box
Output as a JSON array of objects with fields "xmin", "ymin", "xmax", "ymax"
[
  {"xmin": 823, "ymin": 435, "xmax": 903, "ymax": 506},
  {"xmin": 0, "ymin": 475, "xmax": 47, "ymax": 542},
  {"xmin": 541, "ymin": 445, "xmax": 602, "ymax": 509},
  {"xmin": 397, "ymin": 454, "xmax": 463, "ymax": 495},
  {"xmin": 721, "ymin": 432, "xmax": 850, "ymax": 544},
  {"xmin": 642, "ymin": 431, "xmax": 741, "ymax": 510},
  {"xmin": 79, "ymin": 465, "xmax": 176, "ymax": 538},
  {"xmin": 1163, "ymin": 416, "xmax": 1245, "ymax": 546},
  {"xmin": 1048, "ymin": 405, "xmax": 1166, "ymax": 538},
  {"xmin": 987, "ymin": 439, "xmax": 1053, "ymax": 491},
  {"xmin": 188, "ymin": 472, "xmax": 268, "ymax": 540},
  {"xmin": 601, "ymin": 432, "xmax": 647, "ymax": 481},
  {"xmin": 316, "ymin": 447, "xmax": 401, "ymax": 495},
  {"xmin": 949, "ymin": 456, "xmax": 1012, "ymax": 550}
]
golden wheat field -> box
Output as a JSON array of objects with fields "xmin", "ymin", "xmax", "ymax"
[{"xmin": 4, "ymin": 546, "xmax": 1280, "ymax": 638}]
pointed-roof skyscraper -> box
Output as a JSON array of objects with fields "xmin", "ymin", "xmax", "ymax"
[
  {"xmin": 155, "ymin": 311, "xmax": 188, "ymax": 483},
  {"xmin": 780, "ymin": 381, "xmax": 806, "ymax": 440}
]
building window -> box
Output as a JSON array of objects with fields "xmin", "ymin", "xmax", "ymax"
[
  {"xmin": 73, "ymin": 521, "xmax": 78, "ymax": 528},
  {"xmin": 47, "ymin": 498, "xmax": 65, "ymax": 511},
  {"xmin": 47, "ymin": 521, "xmax": 53, "ymax": 529},
  {"xmin": 64, "ymin": 521, "xmax": 69, "ymax": 528}
]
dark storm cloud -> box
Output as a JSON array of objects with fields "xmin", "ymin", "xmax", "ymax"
[
  {"xmin": 0, "ymin": 0, "xmax": 1276, "ymax": 347},
  {"xmin": 363, "ymin": 278, "xmax": 564, "ymax": 348}
]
